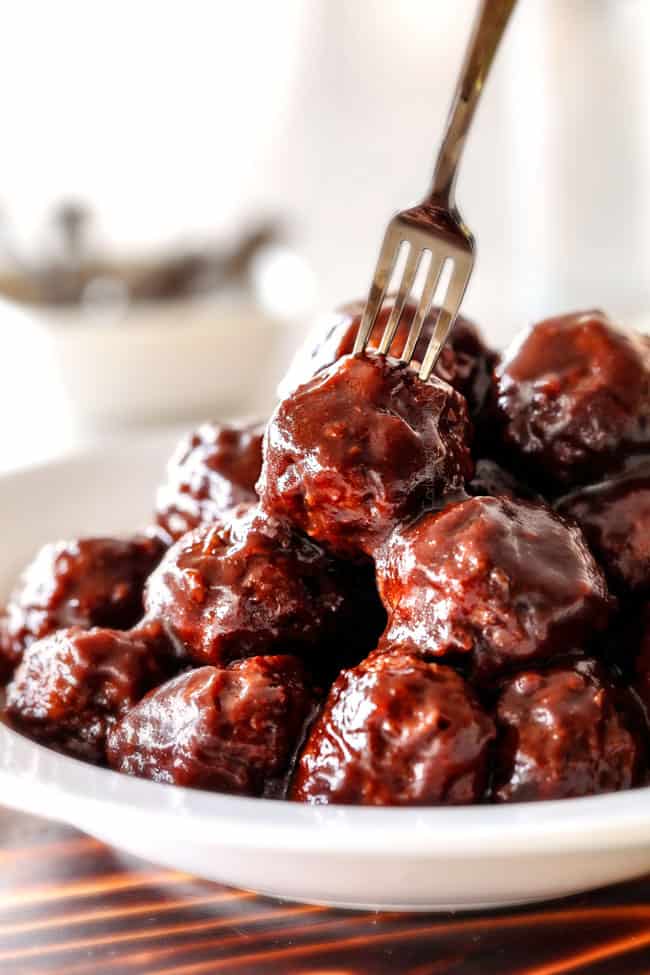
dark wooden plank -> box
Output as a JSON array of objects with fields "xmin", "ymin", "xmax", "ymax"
[{"xmin": 2, "ymin": 807, "xmax": 650, "ymax": 975}]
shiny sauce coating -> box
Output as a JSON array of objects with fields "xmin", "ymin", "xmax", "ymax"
[
  {"xmin": 259, "ymin": 352, "xmax": 473, "ymax": 558},
  {"xmin": 145, "ymin": 504, "xmax": 366, "ymax": 666},
  {"xmin": 292, "ymin": 649, "xmax": 495, "ymax": 805},
  {"xmin": 107, "ymin": 655, "xmax": 315, "ymax": 795},
  {"xmin": 493, "ymin": 662, "xmax": 643, "ymax": 801},
  {"xmin": 0, "ymin": 535, "xmax": 164, "ymax": 679},
  {"xmin": 494, "ymin": 311, "xmax": 650, "ymax": 489},
  {"xmin": 156, "ymin": 420, "xmax": 264, "ymax": 542},
  {"xmin": 376, "ymin": 496, "xmax": 613, "ymax": 682},
  {"xmin": 6, "ymin": 622, "xmax": 168, "ymax": 764},
  {"xmin": 557, "ymin": 455, "xmax": 650, "ymax": 596}
]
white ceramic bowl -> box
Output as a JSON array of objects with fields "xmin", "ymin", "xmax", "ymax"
[
  {"xmin": 33, "ymin": 296, "xmax": 288, "ymax": 434},
  {"xmin": 1, "ymin": 440, "xmax": 650, "ymax": 912}
]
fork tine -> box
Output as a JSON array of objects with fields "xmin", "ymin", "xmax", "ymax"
[
  {"xmin": 353, "ymin": 227, "xmax": 401, "ymax": 355},
  {"xmin": 377, "ymin": 245, "xmax": 420, "ymax": 355},
  {"xmin": 400, "ymin": 251, "xmax": 444, "ymax": 365},
  {"xmin": 418, "ymin": 261, "xmax": 472, "ymax": 381}
]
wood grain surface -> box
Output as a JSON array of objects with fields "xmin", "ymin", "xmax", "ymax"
[{"xmin": 2, "ymin": 807, "xmax": 650, "ymax": 975}]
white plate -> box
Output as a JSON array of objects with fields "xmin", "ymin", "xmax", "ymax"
[{"xmin": 1, "ymin": 440, "xmax": 650, "ymax": 912}]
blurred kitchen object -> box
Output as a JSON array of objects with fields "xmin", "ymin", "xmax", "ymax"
[
  {"xmin": 0, "ymin": 204, "xmax": 314, "ymax": 434},
  {"xmin": 0, "ymin": 203, "xmax": 279, "ymax": 307}
]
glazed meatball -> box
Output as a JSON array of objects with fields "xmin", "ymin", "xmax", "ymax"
[
  {"xmin": 376, "ymin": 497, "xmax": 613, "ymax": 683},
  {"xmin": 279, "ymin": 298, "xmax": 497, "ymax": 419},
  {"xmin": 145, "ymin": 504, "xmax": 369, "ymax": 666},
  {"xmin": 5, "ymin": 623, "xmax": 167, "ymax": 764},
  {"xmin": 107, "ymin": 656, "xmax": 315, "ymax": 796},
  {"xmin": 494, "ymin": 311, "xmax": 650, "ymax": 490},
  {"xmin": 556, "ymin": 456, "xmax": 650, "ymax": 596},
  {"xmin": 291, "ymin": 650, "xmax": 495, "ymax": 805},
  {"xmin": 493, "ymin": 662, "xmax": 643, "ymax": 802},
  {"xmin": 468, "ymin": 458, "xmax": 542, "ymax": 503},
  {"xmin": 259, "ymin": 353, "xmax": 473, "ymax": 558},
  {"xmin": 156, "ymin": 420, "xmax": 265, "ymax": 542},
  {"xmin": 0, "ymin": 535, "xmax": 164, "ymax": 679}
]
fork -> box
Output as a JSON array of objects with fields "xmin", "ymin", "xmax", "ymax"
[{"xmin": 353, "ymin": 0, "xmax": 517, "ymax": 381}]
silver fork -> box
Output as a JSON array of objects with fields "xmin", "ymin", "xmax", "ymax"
[{"xmin": 353, "ymin": 0, "xmax": 517, "ymax": 381}]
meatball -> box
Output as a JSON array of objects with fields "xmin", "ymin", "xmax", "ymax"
[
  {"xmin": 5, "ymin": 623, "xmax": 167, "ymax": 764},
  {"xmin": 376, "ymin": 497, "xmax": 613, "ymax": 683},
  {"xmin": 494, "ymin": 311, "xmax": 650, "ymax": 490},
  {"xmin": 0, "ymin": 535, "xmax": 164, "ymax": 679},
  {"xmin": 493, "ymin": 662, "xmax": 643, "ymax": 802},
  {"xmin": 468, "ymin": 458, "xmax": 542, "ymax": 503},
  {"xmin": 107, "ymin": 656, "xmax": 315, "ymax": 796},
  {"xmin": 145, "ymin": 504, "xmax": 367, "ymax": 666},
  {"xmin": 156, "ymin": 420, "xmax": 265, "ymax": 542},
  {"xmin": 279, "ymin": 298, "xmax": 497, "ymax": 419},
  {"xmin": 259, "ymin": 353, "xmax": 473, "ymax": 558},
  {"xmin": 556, "ymin": 456, "xmax": 650, "ymax": 596},
  {"xmin": 291, "ymin": 649, "xmax": 495, "ymax": 805}
]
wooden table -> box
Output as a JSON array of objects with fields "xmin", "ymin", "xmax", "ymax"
[{"xmin": 2, "ymin": 808, "xmax": 650, "ymax": 975}]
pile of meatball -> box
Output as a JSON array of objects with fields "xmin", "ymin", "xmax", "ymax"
[{"xmin": 3, "ymin": 301, "xmax": 650, "ymax": 806}]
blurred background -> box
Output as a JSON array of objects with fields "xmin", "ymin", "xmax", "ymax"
[{"xmin": 0, "ymin": 0, "xmax": 649, "ymax": 471}]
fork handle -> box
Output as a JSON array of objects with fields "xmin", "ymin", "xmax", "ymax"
[{"xmin": 429, "ymin": 0, "xmax": 516, "ymax": 207}]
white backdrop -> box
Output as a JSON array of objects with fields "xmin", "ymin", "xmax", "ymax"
[
  {"xmin": 1, "ymin": 0, "xmax": 649, "ymax": 340},
  {"xmin": 0, "ymin": 0, "xmax": 649, "ymax": 471}
]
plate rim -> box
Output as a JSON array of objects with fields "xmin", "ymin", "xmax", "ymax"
[{"xmin": 2, "ymin": 720, "xmax": 650, "ymax": 859}]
